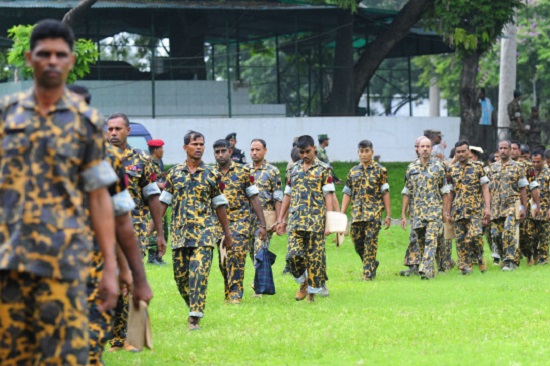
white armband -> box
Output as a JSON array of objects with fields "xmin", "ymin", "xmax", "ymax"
[
  {"xmin": 212, "ymin": 194, "xmax": 229, "ymax": 208},
  {"xmin": 142, "ymin": 182, "xmax": 161, "ymax": 199},
  {"xmin": 284, "ymin": 185, "xmax": 292, "ymax": 196},
  {"xmin": 480, "ymin": 176, "xmax": 490, "ymax": 185},
  {"xmin": 82, "ymin": 160, "xmax": 118, "ymax": 192},
  {"xmin": 322, "ymin": 183, "xmax": 336, "ymax": 195},
  {"xmin": 401, "ymin": 187, "xmax": 410, "ymax": 196},
  {"xmin": 159, "ymin": 190, "xmax": 174, "ymax": 205},
  {"xmin": 342, "ymin": 186, "xmax": 352, "ymax": 196},
  {"xmin": 380, "ymin": 183, "xmax": 390, "ymax": 193},
  {"xmin": 518, "ymin": 178, "xmax": 529, "ymax": 188},
  {"xmin": 529, "ymin": 181, "xmax": 540, "ymax": 191},
  {"xmin": 273, "ymin": 190, "xmax": 284, "ymax": 202},
  {"xmin": 245, "ymin": 184, "xmax": 259, "ymax": 198},
  {"xmin": 440, "ymin": 184, "xmax": 451, "ymax": 195},
  {"xmin": 112, "ymin": 190, "xmax": 136, "ymax": 217}
]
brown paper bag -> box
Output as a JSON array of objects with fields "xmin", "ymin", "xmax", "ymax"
[
  {"xmin": 263, "ymin": 210, "xmax": 277, "ymax": 231},
  {"xmin": 443, "ymin": 222, "xmax": 455, "ymax": 240},
  {"xmin": 127, "ymin": 298, "xmax": 153, "ymax": 351}
]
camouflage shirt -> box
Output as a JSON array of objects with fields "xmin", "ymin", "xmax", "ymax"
[
  {"xmin": 160, "ymin": 161, "xmax": 228, "ymax": 249},
  {"xmin": 534, "ymin": 165, "xmax": 550, "ymax": 221},
  {"xmin": 212, "ymin": 161, "xmax": 259, "ymax": 222},
  {"xmin": 488, "ymin": 160, "xmax": 528, "ymax": 219},
  {"xmin": 507, "ymin": 99, "xmax": 522, "ymax": 130},
  {"xmin": 448, "ymin": 161, "xmax": 489, "ymax": 221},
  {"xmin": 247, "ymin": 161, "xmax": 283, "ymax": 211},
  {"xmin": 0, "ymin": 88, "xmax": 118, "ymax": 281},
  {"xmin": 402, "ymin": 157, "xmax": 451, "ymax": 229},
  {"xmin": 120, "ymin": 145, "xmax": 161, "ymax": 220},
  {"xmin": 317, "ymin": 146, "xmax": 329, "ymax": 164},
  {"xmin": 343, "ymin": 161, "xmax": 389, "ymax": 223},
  {"xmin": 151, "ymin": 158, "xmax": 166, "ymax": 184},
  {"xmin": 284, "ymin": 158, "xmax": 335, "ymax": 232}
]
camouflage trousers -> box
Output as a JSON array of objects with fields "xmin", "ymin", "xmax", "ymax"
[
  {"xmin": 219, "ymin": 219, "xmax": 253, "ymax": 301},
  {"xmin": 518, "ymin": 218, "xmax": 535, "ymax": 263},
  {"xmin": 287, "ymin": 230, "xmax": 326, "ymax": 293},
  {"xmin": 436, "ymin": 232, "xmax": 454, "ymax": 272},
  {"xmin": 414, "ymin": 221, "xmax": 442, "ymax": 278},
  {"xmin": 173, "ymin": 246, "xmax": 213, "ymax": 318},
  {"xmin": 109, "ymin": 295, "xmax": 129, "ymax": 348},
  {"xmin": 109, "ymin": 216, "xmax": 148, "ymax": 348},
  {"xmin": 87, "ymin": 251, "xmax": 114, "ymax": 365},
  {"xmin": 351, "ymin": 220, "xmax": 381, "ymax": 280},
  {"xmin": 454, "ymin": 218, "xmax": 483, "ymax": 271},
  {"xmin": 532, "ymin": 220, "xmax": 550, "ymax": 263},
  {"xmin": 484, "ymin": 225, "xmax": 500, "ymax": 259},
  {"xmin": 491, "ymin": 215, "xmax": 519, "ymax": 263},
  {"xmin": 133, "ymin": 218, "xmax": 148, "ymax": 257},
  {"xmin": 0, "ymin": 270, "xmax": 89, "ymax": 365},
  {"xmin": 403, "ymin": 226, "xmax": 420, "ymax": 267}
]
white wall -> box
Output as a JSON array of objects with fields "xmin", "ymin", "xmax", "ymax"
[{"xmin": 134, "ymin": 116, "xmax": 460, "ymax": 165}]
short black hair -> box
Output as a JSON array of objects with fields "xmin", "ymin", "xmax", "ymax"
[
  {"xmin": 488, "ymin": 153, "xmax": 496, "ymax": 163},
  {"xmin": 449, "ymin": 147, "xmax": 456, "ymax": 159},
  {"xmin": 184, "ymin": 130, "xmax": 204, "ymax": 145},
  {"xmin": 532, "ymin": 149, "xmax": 544, "ymax": 159},
  {"xmin": 30, "ymin": 19, "xmax": 74, "ymax": 51},
  {"xmin": 213, "ymin": 139, "xmax": 230, "ymax": 150},
  {"xmin": 67, "ymin": 84, "xmax": 91, "ymax": 104},
  {"xmin": 510, "ymin": 140, "xmax": 521, "ymax": 149},
  {"xmin": 297, "ymin": 135, "xmax": 315, "ymax": 149},
  {"xmin": 290, "ymin": 147, "xmax": 300, "ymax": 162},
  {"xmin": 251, "ymin": 138, "xmax": 266, "ymax": 148},
  {"xmin": 107, "ymin": 112, "xmax": 130, "ymax": 127},
  {"xmin": 454, "ymin": 140, "xmax": 469, "ymax": 149},
  {"xmin": 358, "ymin": 140, "xmax": 373, "ymax": 149},
  {"xmin": 148, "ymin": 146, "xmax": 161, "ymax": 154}
]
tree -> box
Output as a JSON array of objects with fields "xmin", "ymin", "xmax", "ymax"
[
  {"xmin": 424, "ymin": 0, "xmax": 523, "ymax": 146},
  {"xmin": 62, "ymin": 0, "xmax": 99, "ymax": 28}
]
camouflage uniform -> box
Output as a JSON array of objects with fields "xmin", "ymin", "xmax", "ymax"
[
  {"xmin": 88, "ymin": 144, "xmax": 135, "ymax": 365},
  {"xmin": 483, "ymin": 166, "xmax": 500, "ymax": 261},
  {"xmin": 317, "ymin": 146, "xmax": 340, "ymax": 182},
  {"xmin": 507, "ymin": 99, "xmax": 523, "ymax": 142},
  {"xmin": 0, "ymin": 88, "xmax": 118, "ymax": 365},
  {"xmin": 148, "ymin": 157, "xmax": 168, "ymax": 253},
  {"xmin": 160, "ymin": 161, "xmax": 227, "ymax": 318},
  {"xmin": 109, "ymin": 145, "xmax": 160, "ymax": 349},
  {"xmin": 343, "ymin": 161, "xmax": 389, "ymax": 280},
  {"xmin": 285, "ymin": 158, "xmax": 335, "ymax": 293},
  {"xmin": 402, "ymin": 157, "xmax": 451, "ymax": 278},
  {"xmin": 231, "ymin": 147, "xmax": 247, "ymax": 164},
  {"xmin": 212, "ymin": 162, "xmax": 259, "ymax": 301},
  {"xmin": 532, "ymin": 165, "xmax": 550, "ymax": 264},
  {"xmin": 517, "ymin": 160, "xmax": 538, "ymax": 264},
  {"xmin": 246, "ymin": 161, "xmax": 283, "ymax": 262},
  {"xmin": 448, "ymin": 161, "xmax": 490, "ymax": 271},
  {"xmin": 488, "ymin": 160, "xmax": 529, "ymax": 264}
]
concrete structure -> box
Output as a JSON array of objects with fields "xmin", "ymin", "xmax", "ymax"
[
  {"xmin": 135, "ymin": 116, "xmax": 460, "ymax": 165},
  {"xmin": 498, "ymin": 21, "xmax": 517, "ymax": 140},
  {"xmin": 0, "ymin": 80, "xmax": 286, "ymax": 118}
]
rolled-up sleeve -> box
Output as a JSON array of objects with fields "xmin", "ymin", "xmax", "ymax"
[
  {"xmin": 142, "ymin": 182, "xmax": 161, "ymax": 200},
  {"xmin": 212, "ymin": 194, "xmax": 228, "ymax": 208},
  {"xmin": 518, "ymin": 177, "xmax": 529, "ymax": 188},
  {"xmin": 380, "ymin": 183, "xmax": 390, "ymax": 193},
  {"xmin": 159, "ymin": 190, "xmax": 174, "ymax": 205},
  {"xmin": 245, "ymin": 184, "xmax": 259, "ymax": 197},
  {"xmin": 273, "ymin": 189, "xmax": 284, "ymax": 201},
  {"xmin": 440, "ymin": 184, "xmax": 451, "ymax": 195},
  {"xmin": 112, "ymin": 189, "xmax": 136, "ymax": 216},
  {"xmin": 480, "ymin": 176, "xmax": 490, "ymax": 185},
  {"xmin": 529, "ymin": 180, "xmax": 540, "ymax": 191}
]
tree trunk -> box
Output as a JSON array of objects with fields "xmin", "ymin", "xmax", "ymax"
[
  {"xmin": 327, "ymin": 11, "xmax": 355, "ymax": 116},
  {"xmin": 62, "ymin": 0, "xmax": 98, "ymax": 28},
  {"xmin": 352, "ymin": 0, "xmax": 433, "ymax": 106},
  {"xmin": 459, "ymin": 51, "xmax": 482, "ymax": 145},
  {"xmin": 169, "ymin": 13, "xmax": 207, "ymax": 80}
]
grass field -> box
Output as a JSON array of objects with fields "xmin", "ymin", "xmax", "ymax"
[{"xmin": 104, "ymin": 161, "xmax": 550, "ymax": 365}]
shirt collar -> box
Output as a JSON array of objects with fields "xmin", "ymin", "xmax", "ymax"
[{"xmin": 21, "ymin": 87, "xmax": 77, "ymax": 112}]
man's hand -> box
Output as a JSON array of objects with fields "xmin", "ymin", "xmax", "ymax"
[
  {"xmin": 276, "ymin": 222, "xmax": 286, "ymax": 236},
  {"xmin": 132, "ymin": 279, "xmax": 153, "ymax": 307},
  {"xmin": 258, "ymin": 227, "xmax": 267, "ymax": 241},
  {"xmin": 98, "ymin": 265, "xmax": 119, "ymax": 312},
  {"xmin": 223, "ymin": 234, "xmax": 232, "ymax": 251},
  {"xmin": 157, "ymin": 235, "xmax": 167, "ymax": 257},
  {"xmin": 400, "ymin": 217, "xmax": 407, "ymax": 230},
  {"xmin": 383, "ymin": 217, "xmax": 391, "ymax": 230},
  {"xmin": 324, "ymin": 229, "xmax": 331, "ymax": 236},
  {"xmin": 119, "ymin": 266, "xmax": 133, "ymax": 298},
  {"xmin": 533, "ymin": 205, "xmax": 540, "ymax": 219},
  {"xmin": 519, "ymin": 207, "xmax": 526, "ymax": 220}
]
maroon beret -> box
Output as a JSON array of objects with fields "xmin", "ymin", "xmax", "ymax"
[{"xmin": 147, "ymin": 139, "xmax": 164, "ymax": 147}]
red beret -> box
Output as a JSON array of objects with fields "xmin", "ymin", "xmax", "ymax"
[{"xmin": 147, "ymin": 139, "xmax": 164, "ymax": 147}]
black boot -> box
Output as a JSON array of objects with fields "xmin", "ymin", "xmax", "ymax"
[
  {"xmin": 147, "ymin": 248, "xmax": 159, "ymax": 265},
  {"xmin": 155, "ymin": 250, "xmax": 167, "ymax": 266}
]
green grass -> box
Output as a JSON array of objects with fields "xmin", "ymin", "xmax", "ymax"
[{"xmin": 104, "ymin": 161, "xmax": 550, "ymax": 365}]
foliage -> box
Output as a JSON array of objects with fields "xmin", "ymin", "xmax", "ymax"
[
  {"xmin": 105, "ymin": 157, "xmax": 550, "ymax": 365},
  {"xmin": 7, "ymin": 24, "xmax": 98, "ymax": 83},
  {"xmin": 425, "ymin": 0, "xmax": 524, "ymax": 56}
]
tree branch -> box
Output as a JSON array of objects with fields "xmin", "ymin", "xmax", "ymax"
[{"xmin": 62, "ymin": 0, "xmax": 99, "ymax": 28}]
